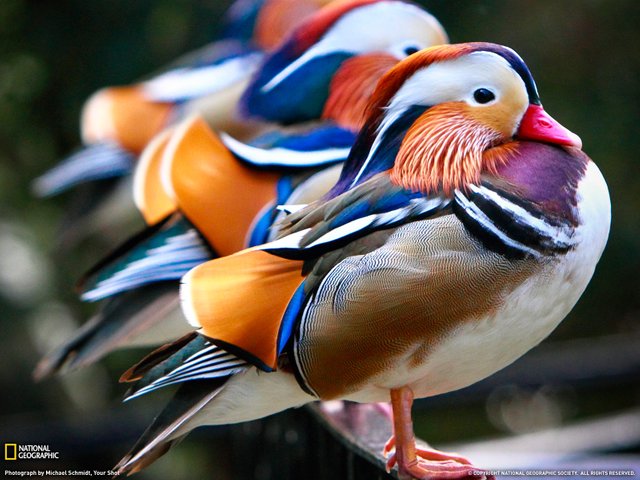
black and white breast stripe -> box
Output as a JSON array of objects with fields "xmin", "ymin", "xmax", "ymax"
[{"xmin": 453, "ymin": 183, "xmax": 575, "ymax": 260}]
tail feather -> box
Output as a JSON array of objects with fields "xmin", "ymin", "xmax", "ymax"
[
  {"xmin": 122, "ymin": 334, "xmax": 247, "ymax": 401},
  {"xmin": 33, "ymin": 310, "xmax": 105, "ymax": 381},
  {"xmin": 78, "ymin": 212, "xmax": 213, "ymax": 302},
  {"xmin": 78, "ymin": 214, "xmax": 174, "ymax": 290},
  {"xmin": 114, "ymin": 379, "xmax": 227, "ymax": 476},
  {"xmin": 33, "ymin": 282, "xmax": 182, "ymax": 380},
  {"xmin": 120, "ymin": 332, "xmax": 201, "ymax": 383},
  {"xmin": 32, "ymin": 143, "xmax": 134, "ymax": 197}
]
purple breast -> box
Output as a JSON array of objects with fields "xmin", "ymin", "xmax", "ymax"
[{"xmin": 494, "ymin": 141, "xmax": 589, "ymax": 225}]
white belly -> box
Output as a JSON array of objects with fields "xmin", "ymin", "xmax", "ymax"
[{"xmin": 348, "ymin": 161, "xmax": 611, "ymax": 403}]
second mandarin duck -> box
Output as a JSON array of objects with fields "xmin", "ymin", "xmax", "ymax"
[
  {"xmin": 34, "ymin": 0, "xmax": 448, "ymax": 378},
  {"xmin": 32, "ymin": 0, "xmax": 338, "ymax": 197}
]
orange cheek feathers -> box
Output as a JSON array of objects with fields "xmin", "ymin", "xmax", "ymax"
[{"xmin": 391, "ymin": 105, "xmax": 503, "ymax": 195}]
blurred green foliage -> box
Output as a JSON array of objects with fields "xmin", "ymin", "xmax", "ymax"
[{"xmin": 0, "ymin": 0, "xmax": 638, "ymax": 478}]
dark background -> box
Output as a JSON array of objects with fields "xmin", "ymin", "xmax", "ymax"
[{"xmin": 0, "ymin": 1, "xmax": 638, "ymax": 478}]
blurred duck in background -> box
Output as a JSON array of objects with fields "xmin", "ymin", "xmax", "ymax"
[
  {"xmin": 114, "ymin": 42, "xmax": 610, "ymax": 478},
  {"xmin": 34, "ymin": 0, "xmax": 448, "ymax": 379},
  {"xmin": 30, "ymin": 0, "xmax": 336, "ymax": 250},
  {"xmin": 32, "ymin": 0, "xmax": 335, "ymax": 198}
]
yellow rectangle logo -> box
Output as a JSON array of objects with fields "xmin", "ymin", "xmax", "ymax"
[{"xmin": 5, "ymin": 443, "xmax": 17, "ymax": 460}]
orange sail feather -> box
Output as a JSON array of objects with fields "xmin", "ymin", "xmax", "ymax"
[{"xmin": 182, "ymin": 250, "xmax": 304, "ymax": 370}]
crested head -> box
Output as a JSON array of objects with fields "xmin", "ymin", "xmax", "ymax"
[
  {"xmin": 366, "ymin": 43, "xmax": 539, "ymax": 120},
  {"xmin": 252, "ymin": 0, "xmax": 335, "ymax": 50},
  {"xmin": 284, "ymin": 0, "xmax": 448, "ymax": 60},
  {"xmin": 242, "ymin": 0, "xmax": 448, "ymax": 124},
  {"xmin": 339, "ymin": 42, "xmax": 581, "ymax": 196}
]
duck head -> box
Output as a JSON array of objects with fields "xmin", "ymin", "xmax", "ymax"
[
  {"xmin": 242, "ymin": 0, "xmax": 448, "ymax": 125},
  {"xmin": 335, "ymin": 42, "xmax": 582, "ymax": 196}
]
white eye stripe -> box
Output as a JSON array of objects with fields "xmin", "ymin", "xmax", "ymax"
[
  {"xmin": 262, "ymin": 2, "xmax": 446, "ymax": 92},
  {"xmin": 387, "ymin": 51, "xmax": 526, "ymax": 113}
]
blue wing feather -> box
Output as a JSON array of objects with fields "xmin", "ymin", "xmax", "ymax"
[
  {"xmin": 242, "ymin": 50, "xmax": 350, "ymax": 124},
  {"xmin": 221, "ymin": 123, "xmax": 354, "ymax": 169},
  {"xmin": 248, "ymin": 176, "xmax": 296, "ymax": 247},
  {"xmin": 271, "ymin": 124, "xmax": 356, "ymax": 151},
  {"xmin": 220, "ymin": 0, "xmax": 266, "ymax": 43},
  {"xmin": 262, "ymin": 176, "xmax": 451, "ymax": 259},
  {"xmin": 277, "ymin": 282, "xmax": 307, "ymax": 355}
]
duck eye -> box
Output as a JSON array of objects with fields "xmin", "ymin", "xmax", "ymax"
[
  {"xmin": 403, "ymin": 46, "xmax": 420, "ymax": 56},
  {"xmin": 473, "ymin": 88, "xmax": 495, "ymax": 104}
]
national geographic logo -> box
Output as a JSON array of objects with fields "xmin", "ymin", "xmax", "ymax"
[
  {"xmin": 4, "ymin": 444, "xmax": 16, "ymax": 461},
  {"xmin": 4, "ymin": 444, "xmax": 59, "ymax": 460}
]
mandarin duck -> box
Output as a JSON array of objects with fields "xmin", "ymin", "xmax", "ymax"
[
  {"xmin": 30, "ymin": 1, "xmax": 336, "ymax": 251},
  {"xmin": 32, "ymin": 0, "xmax": 337, "ymax": 198},
  {"xmin": 113, "ymin": 43, "xmax": 610, "ymax": 478},
  {"xmin": 33, "ymin": 0, "xmax": 448, "ymax": 379}
]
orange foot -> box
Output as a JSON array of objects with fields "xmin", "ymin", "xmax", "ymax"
[
  {"xmin": 384, "ymin": 437, "xmax": 491, "ymax": 479},
  {"xmin": 386, "ymin": 387, "xmax": 495, "ymax": 479}
]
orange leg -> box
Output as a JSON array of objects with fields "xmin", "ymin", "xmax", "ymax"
[{"xmin": 384, "ymin": 387, "xmax": 493, "ymax": 480}]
